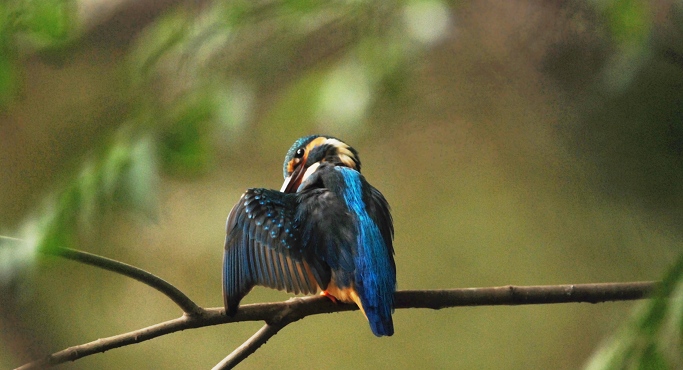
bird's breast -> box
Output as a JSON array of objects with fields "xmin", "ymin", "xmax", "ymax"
[
  {"xmin": 324, "ymin": 277, "xmax": 367, "ymax": 318},
  {"xmin": 324, "ymin": 279, "xmax": 356, "ymax": 304}
]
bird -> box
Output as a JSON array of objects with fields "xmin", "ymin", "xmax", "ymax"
[{"xmin": 222, "ymin": 135, "xmax": 396, "ymax": 336}]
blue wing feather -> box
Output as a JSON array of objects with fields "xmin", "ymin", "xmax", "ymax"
[{"xmin": 223, "ymin": 189, "xmax": 327, "ymax": 316}]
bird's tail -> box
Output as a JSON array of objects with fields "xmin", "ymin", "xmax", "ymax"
[
  {"xmin": 350, "ymin": 290, "xmax": 394, "ymax": 337},
  {"xmin": 366, "ymin": 308, "xmax": 394, "ymax": 337}
]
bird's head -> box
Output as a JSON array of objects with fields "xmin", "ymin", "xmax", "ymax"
[{"xmin": 280, "ymin": 135, "xmax": 360, "ymax": 193}]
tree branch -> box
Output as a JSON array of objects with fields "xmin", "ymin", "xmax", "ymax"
[
  {"xmin": 212, "ymin": 322, "xmax": 290, "ymax": 370},
  {"xmin": 42, "ymin": 247, "xmax": 204, "ymax": 316},
  {"xmin": 17, "ymin": 281, "xmax": 657, "ymax": 370}
]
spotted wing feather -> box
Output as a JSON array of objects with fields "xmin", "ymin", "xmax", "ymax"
[{"xmin": 223, "ymin": 188, "xmax": 323, "ymax": 316}]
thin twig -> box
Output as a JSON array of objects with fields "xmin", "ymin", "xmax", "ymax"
[
  {"xmin": 1, "ymin": 239, "xmax": 202, "ymax": 315},
  {"xmin": 17, "ymin": 281, "xmax": 657, "ymax": 369},
  {"xmin": 212, "ymin": 322, "xmax": 289, "ymax": 370},
  {"xmin": 212, "ymin": 296, "xmax": 312, "ymax": 370},
  {"xmin": 43, "ymin": 247, "xmax": 204, "ymax": 316}
]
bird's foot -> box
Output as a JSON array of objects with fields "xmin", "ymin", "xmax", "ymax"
[{"xmin": 320, "ymin": 291, "xmax": 338, "ymax": 304}]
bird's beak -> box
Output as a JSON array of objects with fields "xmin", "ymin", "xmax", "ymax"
[
  {"xmin": 281, "ymin": 158, "xmax": 307, "ymax": 193},
  {"xmin": 281, "ymin": 161, "xmax": 322, "ymax": 193}
]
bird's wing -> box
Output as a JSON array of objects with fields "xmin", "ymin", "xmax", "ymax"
[
  {"xmin": 363, "ymin": 184, "xmax": 396, "ymax": 272},
  {"xmin": 223, "ymin": 188, "xmax": 326, "ymax": 316}
]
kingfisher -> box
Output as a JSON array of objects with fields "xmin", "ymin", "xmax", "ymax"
[{"xmin": 222, "ymin": 135, "xmax": 396, "ymax": 336}]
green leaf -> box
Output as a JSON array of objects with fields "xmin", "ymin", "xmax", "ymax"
[
  {"xmin": 0, "ymin": 235, "xmax": 36, "ymax": 285},
  {"xmin": 637, "ymin": 343, "xmax": 668, "ymax": 370},
  {"xmin": 15, "ymin": 126, "xmax": 160, "ymax": 257},
  {"xmin": 585, "ymin": 254, "xmax": 683, "ymax": 370},
  {"xmin": 18, "ymin": 0, "xmax": 75, "ymax": 46},
  {"xmin": 606, "ymin": 0, "xmax": 651, "ymax": 48},
  {"xmin": 159, "ymin": 96, "xmax": 215, "ymax": 176},
  {"xmin": 0, "ymin": 53, "xmax": 16, "ymax": 107},
  {"xmin": 124, "ymin": 134, "xmax": 158, "ymax": 216}
]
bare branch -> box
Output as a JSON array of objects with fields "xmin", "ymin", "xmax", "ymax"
[
  {"xmin": 394, "ymin": 282, "xmax": 656, "ymax": 308},
  {"xmin": 43, "ymin": 247, "xmax": 204, "ymax": 316},
  {"xmin": 212, "ymin": 322, "xmax": 290, "ymax": 370},
  {"xmin": 17, "ymin": 281, "xmax": 657, "ymax": 369}
]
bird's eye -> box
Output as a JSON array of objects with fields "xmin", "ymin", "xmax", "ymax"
[{"xmin": 295, "ymin": 148, "xmax": 305, "ymax": 158}]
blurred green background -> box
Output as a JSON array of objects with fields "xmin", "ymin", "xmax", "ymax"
[{"xmin": 1, "ymin": 0, "xmax": 682, "ymax": 369}]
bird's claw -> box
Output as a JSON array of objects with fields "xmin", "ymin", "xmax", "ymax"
[{"xmin": 320, "ymin": 291, "xmax": 338, "ymax": 304}]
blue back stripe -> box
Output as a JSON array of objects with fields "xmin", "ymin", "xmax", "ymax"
[{"xmin": 337, "ymin": 167, "xmax": 394, "ymax": 335}]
